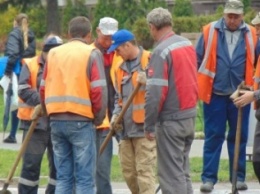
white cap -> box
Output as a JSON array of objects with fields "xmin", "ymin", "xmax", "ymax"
[
  {"xmin": 98, "ymin": 17, "xmax": 118, "ymax": 35},
  {"xmin": 252, "ymin": 12, "xmax": 260, "ymax": 25}
]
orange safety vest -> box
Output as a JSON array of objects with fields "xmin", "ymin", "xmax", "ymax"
[
  {"xmin": 198, "ymin": 21, "xmax": 258, "ymax": 104},
  {"xmin": 116, "ymin": 50, "xmax": 150, "ymax": 123},
  {"xmin": 45, "ymin": 41, "xmax": 94, "ymax": 118},
  {"xmin": 17, "ymin": 56, "xmax": 38, "ymax": 120},
  {"xmin": 91, "ymin": 43, "xmax": 123, "ymax": 129}
]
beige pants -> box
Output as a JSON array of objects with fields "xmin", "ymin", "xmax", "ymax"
[{"xmin": 118, "ymin": 137, "xmax": 156, "ymax": 194}]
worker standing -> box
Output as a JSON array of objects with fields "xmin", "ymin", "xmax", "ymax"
[
  {"xmin": 145, "ymin": 7, "xmax": 198, "ymax": 194},
  {"xmin": 233, "ymin": 12, "xmax": 260, "ymax": 183},
  {"xmin": 196, "ymin": 0, "xmax": 260, "ymax": 192},
  {"xmin": 17, "ymin": 34, "xmax": 62, "ymax": 194},
  {"xmin": 91, "ymin": 17, "xmax": 119, "ymax": 194},
  {"xmin": 108, "ymin": 29, "xmax": 157, "ymax": 194},
  {"xmin": 40, "ymin": 16, "xmax": 107, "ymax": 194}
]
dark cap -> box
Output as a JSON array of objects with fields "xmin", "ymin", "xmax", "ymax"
[{"xmin": 42, "ymin": 36, "xmax": 63, "ymax": 52}]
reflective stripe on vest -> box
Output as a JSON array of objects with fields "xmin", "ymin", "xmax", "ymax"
[
  {"xmin": 17, "ymin": 56, "xmax": 39, "ymax": 120},
  {"xmin": 91, "ymin": 43, "xmax": 122, "ymax": 129},
  {"xmin": 198, "ymin": 22, "xmax": 257, "ymax": 104},
  {"xmin": 116, "ymin": 50, "xmax": 150, "ymax": 123},
  {"xmin": 45, "ymin": 42, "xmax": 94, "ymax": 118}
]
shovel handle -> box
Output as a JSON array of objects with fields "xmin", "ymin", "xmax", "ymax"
[
  {"xmin": 99, "ymin": 83, "xmax": 142, "ymax": 155},
  {"xmin": 231, "ymin": 107, "xmax": 243, "ymax": 194},
  {"xmin": 5, "ymin": 119, "xmax": 38, "ymax": 184}
]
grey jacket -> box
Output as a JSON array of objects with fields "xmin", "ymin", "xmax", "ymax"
[
  {"xmin": 113, "ymin": 47, "xmax": 147, "ymax": 139},
  {"xmin": 144, "ymin": 32, "xmax": 198, "ymax": 133}
]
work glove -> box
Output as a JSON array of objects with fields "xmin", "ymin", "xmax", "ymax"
[
  {"xmin": 31, "ymin": 104, "xmax": 43, "ymax": 120},
  {"xmin": 110, "ymin": 114, "xmax": 123, "ymax": 133},
  {"xmin": 136, "ymin": 71, "xmax": 147, "ymax": 85}
]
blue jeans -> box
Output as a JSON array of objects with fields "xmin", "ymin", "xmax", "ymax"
[
  {"xmin": 50, "ymin": 120, "xmax": 96, "ymax": 194},
  {"xmin": 202, "ymin": 94, "xmax": 249, "ymax": 184},
  {"xmin": 9, "ymin": 109, "xmax": 19, "ymax": 138},
  {"xmin": 96, "ymin": 129, "xmax": 112, "ymax": 194}
]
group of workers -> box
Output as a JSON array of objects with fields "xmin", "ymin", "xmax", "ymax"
[{"xmin": 3, "ymin": 0, "xmax": 260, "ymax": 193}]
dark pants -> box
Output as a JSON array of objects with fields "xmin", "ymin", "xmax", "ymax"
[
  {"xmin": 96, "ymin": 129, "xmax": 113, "ymax": 194},
  {"xmin": 253, "ymin": 121, "xmax": 260, "ymax": 182},
  {"xmin": 202, "ymin": 94, "xmax": 250, "ymax": 184},
  {"xmin": 18, "ymin": 129, "xmax": 56, "ymax": 194},
  {"xmin": 9, "ymin": 109, "xmax": 19, "ymax": 138}
]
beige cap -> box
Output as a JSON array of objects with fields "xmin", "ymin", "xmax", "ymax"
[
  {"xmin": 224, "ymin": 0, "xmax": 244, "ymax": 15},
  {"xmin": 252, "ymin": 12, "xmax": 260, "ymax": 25},
  {"xmin": 98, "ymin": 17, "xmax": 118, "ymax": 35}
]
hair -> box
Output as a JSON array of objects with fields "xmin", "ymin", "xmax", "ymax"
[
  {"xmin": 15, "ymin": 13, "xmax": 29, "ymax": 50},
  {"xmin": 68, "ymin": 16, "xmax": 92, "ymax": 38},
  {"xmin": 146, "ymin": 7, "xmax": 173, "ymax": 30},
  {"xmin": 128, "ymin": 39, "xmax": 137, "ymax": 46}
]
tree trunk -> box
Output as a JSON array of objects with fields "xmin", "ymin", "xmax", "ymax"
[{"xmin": 46, "ymin": 0, "xmax": 61, "ymax": 35}]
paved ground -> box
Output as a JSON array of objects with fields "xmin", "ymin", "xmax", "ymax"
[
  {"xmin": 0, "ymin": 132, "xmax": 259, "ymax": 193},
  {"xmin": 1, "ymin": 182, "xmax": 260, "ymax": 194}
]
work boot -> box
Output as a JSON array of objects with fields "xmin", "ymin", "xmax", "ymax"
[
  {"xmin": 200, "ymin": 182, "xmax": 214, "ymax": 193},
  {"xmin": 3, "ymin": 135, "xmax": 17, "ymax": 143},
  {"xmin": 236, "ymin": 181, "xmax": 248, "ymax": 190}
]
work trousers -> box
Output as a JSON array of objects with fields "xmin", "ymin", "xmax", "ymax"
[
  {"xmin": 118, "ymin": 137, "xmax": 156, "ymax": 194},
  {"xmin": 18, "ymin": 129, "xmax": 56, "ymax": 194},
  {"xmin": 202, "ymin": 94, "xmax": 250, "ymax": 184},
  {"xmin": 253, "ymin": 121, "xmax": 260, "ymax": 182},
  {"xmin": 96, "ymin": 129, "xmax": 112, "ymax": 194},
  {"xmin": 156, "ymin": 118, "xmax": 195, "ymax": 194}
]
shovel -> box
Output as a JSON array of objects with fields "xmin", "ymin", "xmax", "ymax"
[
  {"xmin": 231, "ymin": 106, "xmax": 243, "ymax": 194},
  {"xmin": 229, "ymin": 81, "xmax": 250, "ymax": 194},
  {"xmin": 99, "ymin": 83, "xmax": 142, "ymax": 155},
  {"xmin": 0, "ymin": 118, "xmax": 38, "ymax": 194}
]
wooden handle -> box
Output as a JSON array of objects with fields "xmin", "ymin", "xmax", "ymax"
[
  {"xmin": 5, "ymin": 119, "xmax": 38, "ymax": 184},
  {"xmin": 99, "ymin": 83, "xmax": 142, "ymax": 155},
  {"xmin": 231, "ymin": 107, "xmax": 243, "ymax": 194}
]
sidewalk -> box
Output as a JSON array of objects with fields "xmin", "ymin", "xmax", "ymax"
[
  {"xmin": 0, "ymin": 182, "xmax": 259, "ymax": 194},
  {"xmin": 0, "ymin": 132, "xmax": 259, "ymax": 193},
  {"xmin": 0, "ymin": 132, "xmax": 253, "ymax": 159}
]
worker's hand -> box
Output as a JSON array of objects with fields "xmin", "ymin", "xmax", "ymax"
[
  {"xmin": 110, "ymin": 114, "xmax": 123, "ymax": 133},
  {"xmin": 145, "ymin": 131, "xmax": 155, "ymax": 141},
  {"xmin": 136, "ymin": 71, "xmax": 147, "ymax": 85},
  {"xmin": 233, "ymin": 90, "xmax": 254, "ymax": 108},
  {"xmin": 31, "ymin": 104, "xmax": 43, "ymax": 120}
]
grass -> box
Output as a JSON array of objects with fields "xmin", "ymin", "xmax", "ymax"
[
  {"xmin": 0, "ymin": 149, "xmax": 257, "ymax": 184},
  {"xmin": 0, "ymin": 87, "xmax": 257, "ymax": 185}
]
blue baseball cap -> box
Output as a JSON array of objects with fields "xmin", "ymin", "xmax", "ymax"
[{"xmin": 108, "ymin": 29, "xmax": 134, "ymax": 53}]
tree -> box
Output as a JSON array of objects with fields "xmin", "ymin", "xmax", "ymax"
[
  {"xmin": 173, "ymin": 0, "xmax": 193, "ymax": 17},
  {"xmin": 242, "ymin": 0, "xmax": 251, "ymax": 12},
  {"xmin": 46, "ymin": 0, "xmax": 61, "ymax": 35}
]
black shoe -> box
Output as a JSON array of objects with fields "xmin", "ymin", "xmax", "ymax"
[{"xmin": 3, "ymin": 136, "xmax": 17, "ymax": 143}]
